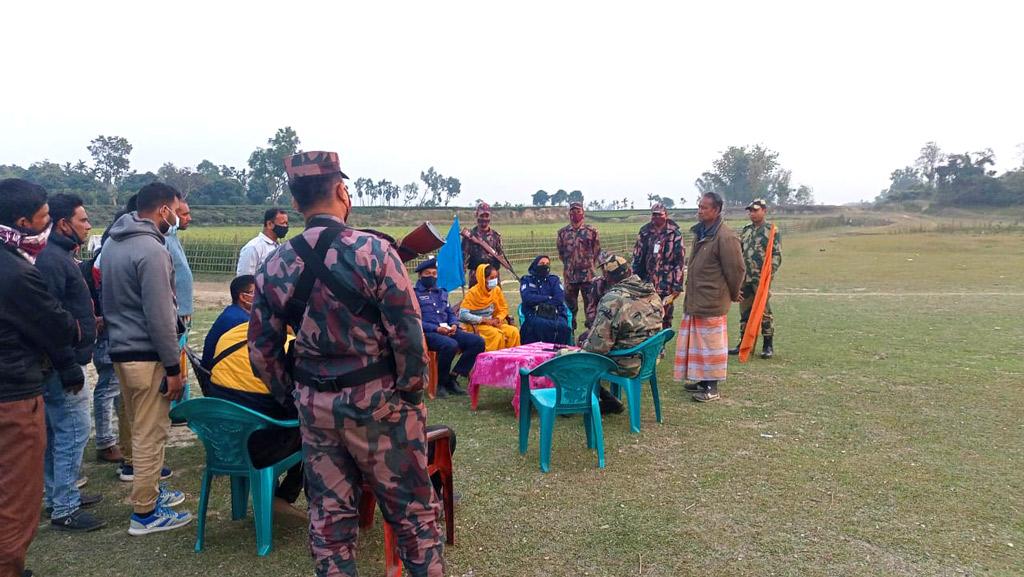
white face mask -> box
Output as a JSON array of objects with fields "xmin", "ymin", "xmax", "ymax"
[
  {"xmin": 486, "ymin": 278, "xmax": 498, "ymax": 290},
  {"xmin": 161, "ymin": 205, "xmax": 180, "ymax": 236}
]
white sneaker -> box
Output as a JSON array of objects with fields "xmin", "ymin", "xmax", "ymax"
[
  {"xmin": 157, "ymin": 486, "xmax": 186, "ymax": 508},
  {"xmin": 128, "ymin": 506, "xmax": 192, "ymax": 536}
]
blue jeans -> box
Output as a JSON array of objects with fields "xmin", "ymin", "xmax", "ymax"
[
  {"xmin": 92, "ymin": 339, "xmax": 121, "ymax": 450},
  {"xmin": 43, "ymin": 367, "xmax": 92, "ymax": 519}
]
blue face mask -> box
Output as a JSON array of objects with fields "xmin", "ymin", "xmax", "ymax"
[
  {"xmin": 420, "ymin": 276, "xmax": 437, "ymax": 289},
  {"xmin": 486, "ymin": 278, "xmax": 499, "ymax": 290}
]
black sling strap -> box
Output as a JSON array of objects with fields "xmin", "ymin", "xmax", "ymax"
[
  {"xmin": 209, "ymin": 340, "xmax": 247, "ymax": 371},
  {"xmin": 286, "ymin": 224, "xmax": 380, "ymax": 327},
  {"xmin": 283, "ymin": 221, "xmax": 396, "ymax": 391}
]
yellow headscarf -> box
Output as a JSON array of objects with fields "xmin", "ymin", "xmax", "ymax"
[{"xmin": 461, "ymin": 263, "xmax": 509, "ymax": 320}]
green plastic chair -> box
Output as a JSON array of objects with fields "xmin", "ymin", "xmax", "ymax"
[
  {"xmin": 168, "ymin": 398, "xmax": 302, "ymax": 557},
  {"xmin": 518, "ymin": 352, "xmax": 618, "ymax": 473},
  {"xmin": 517, "ymin": 303, "xmax": 573, "ymax": 330},
  {"xmin": 605, "ymin": 329, "xmax": 676, "ymax": 434}
]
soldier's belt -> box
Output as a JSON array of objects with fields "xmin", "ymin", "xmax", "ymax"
[{"xmin": 294, "ymin": 357, "xmax": 397, "ymax": 392}]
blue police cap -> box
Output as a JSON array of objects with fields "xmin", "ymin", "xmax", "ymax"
[{"xmin": 415, "ymin": 258, "xmax": 437, "ymax": 273}]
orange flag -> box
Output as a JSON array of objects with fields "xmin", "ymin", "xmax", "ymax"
[{"xmin": 738, "ymin": 224, "xmax": 776, "ymax": 363}]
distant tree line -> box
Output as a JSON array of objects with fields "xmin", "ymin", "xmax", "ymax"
[
  {"xmin": 875, "ymin": 142, "xmax": 1024, "ymax": 207},
  {"xmin": 531, "ymin": 189, "xmax": 585, "ymax": 207},
  {"xmin": 695, "ymin": 145, "xmax": 814, "ymax": 207},
  {"xmin": 354, "ymin": 167, "xmax": 462, "ymax": 207},
  {"xmin": 0, "ymin": 127, "xmax": 464, "ymax": 208},
  {"xmin": 549, "ymin": 144, "xmax": 815, "ymax": 212}
]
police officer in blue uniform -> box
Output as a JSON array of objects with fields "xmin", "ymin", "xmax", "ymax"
[{"xmin": 414, "ymin": 258, "xmax": 485, "ymax": 397}]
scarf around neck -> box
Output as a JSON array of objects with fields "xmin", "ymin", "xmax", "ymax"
[{"xmin": 0, "ymin": 223, "xmax": 52, "ymax": 264}]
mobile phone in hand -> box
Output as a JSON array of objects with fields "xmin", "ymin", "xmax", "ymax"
[{"xmin": 159, "ymin": 377, "xmax": 168, "ymax": 394}]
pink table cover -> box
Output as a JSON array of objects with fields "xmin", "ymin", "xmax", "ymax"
[{"xmin": 468, "ymin": 342, "xmax": 579, "ymax": 416}]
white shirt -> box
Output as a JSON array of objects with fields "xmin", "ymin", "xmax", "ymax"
[{"xmin": 236, "ymin": 232, "xmax": 279, "ymax": 276}]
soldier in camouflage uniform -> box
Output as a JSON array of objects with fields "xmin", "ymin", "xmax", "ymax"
[
  {"xmin": 556, "ymin": 201, "xmax": 600, "ymax": 331},
  {"xmin": 729, "ymin": 198, "xmax": 782, "ymax": 359},
  {"xmin": 248, "ymin": 152, "xmax": 444, "ymax": 577},
  {"xmin": 631, "ymin": 202, "xmax": 685, "ymax": 329},
  {"xmin": 462, "ymin": 202, "xmax": 503, "ymax": 287},
  {"xmin": 582, "ymin": 256, "xmax": 664, "ymax": 414},
  {"xmin": 577, "ymin": 253, "xmax": 617, "ymax": 345}
]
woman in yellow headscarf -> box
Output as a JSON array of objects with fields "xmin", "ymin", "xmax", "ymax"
[{"xmin": 459, "ymin": 263, "xmax": 521, "ymax": 351}]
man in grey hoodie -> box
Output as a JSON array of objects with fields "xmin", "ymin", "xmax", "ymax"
[{"xmin": 101, "ymin": 182, "xmax": 192, "ymax": 536}]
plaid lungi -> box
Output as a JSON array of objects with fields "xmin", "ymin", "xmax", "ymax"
[{"xmin": 673, "ymin": 314, "xmax": 729, "ymax": 382}]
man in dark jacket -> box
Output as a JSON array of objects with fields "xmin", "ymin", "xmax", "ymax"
[
  {"xmin": 0, "ymin": 179, "xmax": 84, "ymax": 577},
  {"xmin": 101, "ymin": 182, "xmax": 192, "ymax": 536},
  {"xmin": 35, "ymin": 194, "xmax": 104, "ymax": 532},
  {"xmin": 674, "ymin": 192, "xmax": 745, "ymax": 402},
  {"xmin": 415, "ymin": 258, "xmax": 484, "ymax": 397}
]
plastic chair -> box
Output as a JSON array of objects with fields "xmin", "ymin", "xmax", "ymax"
[
  {"xmin": 426, "ymin": 351, "xmax": 439, "ymax": 399},
  {"xmin": 517, "ymin": 303, "xmax": 573, "ymax": 329},
  {"xmin": 358, "ymin": 489, "xmax": 402, "ymax": 577},
  {"xmin": 518, "ymin": 352, "xmax": 617, "ymax": 472},
  {"xmin": 425, "ymin": 426, "xmax": 455, "ymax": 546},
  {"xmin": 605, "ymin": 329, "xmax": 676, "ymax": 434},
  {"xmin": 358, "ymin": 427, "xmax": 456, "ymax": 577},
  {"xmin": 183, "ymin": 346, "xmax": 212, "ymax": 396},
  {"xmin": 168, "ymin": 398, "xmax": 302, "ymax": 557}
]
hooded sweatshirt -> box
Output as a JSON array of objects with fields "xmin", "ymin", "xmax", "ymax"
[{"xmin": 100, "ymin": 212, "xmax": 181, "ymax": 376}]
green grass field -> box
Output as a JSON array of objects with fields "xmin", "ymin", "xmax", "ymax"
[{"xmin": 27, "ymin": 225, "xmax": 1024, "ymax": 576}]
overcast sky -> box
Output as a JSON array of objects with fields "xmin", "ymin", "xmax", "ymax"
[{"xmin": 2, "ymin": 1, "xmax": 1021, "ymax": 207}]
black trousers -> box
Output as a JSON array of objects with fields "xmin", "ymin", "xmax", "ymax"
[{"xmin": 249, "ymin": 427, "xmax": 304, "ymax": 503}]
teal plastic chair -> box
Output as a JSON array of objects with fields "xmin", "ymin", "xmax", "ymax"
[
  {"xmin": 605, "ymin": 329, "xmax": 676, "ymax": 434},
  {"xmin": 518, "ymin": 352, "xmax": 618, "ymax": 473},
  {"xmin": 168, "ymin": 398, "xmax": 302, "ymax": 557},
  {"xmin": 517, "ymin": 304, "xmax": 573, "ymax": 330}
]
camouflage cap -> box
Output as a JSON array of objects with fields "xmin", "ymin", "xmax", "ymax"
[
  {"xmin": 476, "ymin": 202, "xmax": 492, "ymax": 217},
  {"xmin": 650, "ymin": 202, "xmax": 667, "ymax": 214},
  {"xmin": 599, "ymin": 254, "xmax": 631, "ymax": 280},
  {"xmin": 569, "ymin": 201, "xmax": 584, "ymax": 210},
  {"xmin": 284, "ymin": 151, "xmax": 349, "ymax": 180},
  {"xmin": 746, "ymin": 198, "xmax": 768, "ymax": 210}
]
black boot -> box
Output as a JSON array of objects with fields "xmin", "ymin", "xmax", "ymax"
[
  {"xmin": 760, "ymin": 336, "xmax": 774, "ymax": 359},
  {"xmin": 692, "ymin": 381, "xmax": 720, "ymax": 403},
  {"xmin": 597, "ymin": 386, "xmax": 624, "ymax": 415},
  {"xmin": 683, "ymin": 381, "xmax": 701, "ymax": 392},
  {"xmin": 445, "ymin": 375, "xmax": 467, "ymax": 396},
  {"xmin": 728, "ymin": 332, "xmax": 744, "ymax": 355}
]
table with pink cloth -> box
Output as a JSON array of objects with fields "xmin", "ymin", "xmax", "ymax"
[{"xmin": 468, "ymin": 342, "xmax": 579, "ymax": 417}]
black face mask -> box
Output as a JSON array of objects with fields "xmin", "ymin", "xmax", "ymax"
[
  {"xmin": 59, "ymin": 222, "xmax": 82, "ymax": 248},
  {"xmin": 535, "ymin": 265, "xmax": 550, "ymax": 277},
  {"xmin": 420, "ymin": 277, "xmax": 437, "ymax": 289},
  {"xmin": 272, "ymin": 224, "xmax": 289, "ymax": 239}
]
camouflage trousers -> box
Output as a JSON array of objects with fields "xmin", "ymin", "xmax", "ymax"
[
  {"xmin": 738, "ymin": 282, "xmax": 774, "ymax": 337},
  {"xmin": 301, "ymin": 395, "xmax": 445, "ymax": 577},
  {"xmin": 563, "ymin": 281, "xmax": 594, "ymax": 331}
]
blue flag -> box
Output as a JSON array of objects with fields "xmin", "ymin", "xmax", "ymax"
[{"xmin": 437, "ymin": 215, "xmax": 465, "ymax": 291}]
